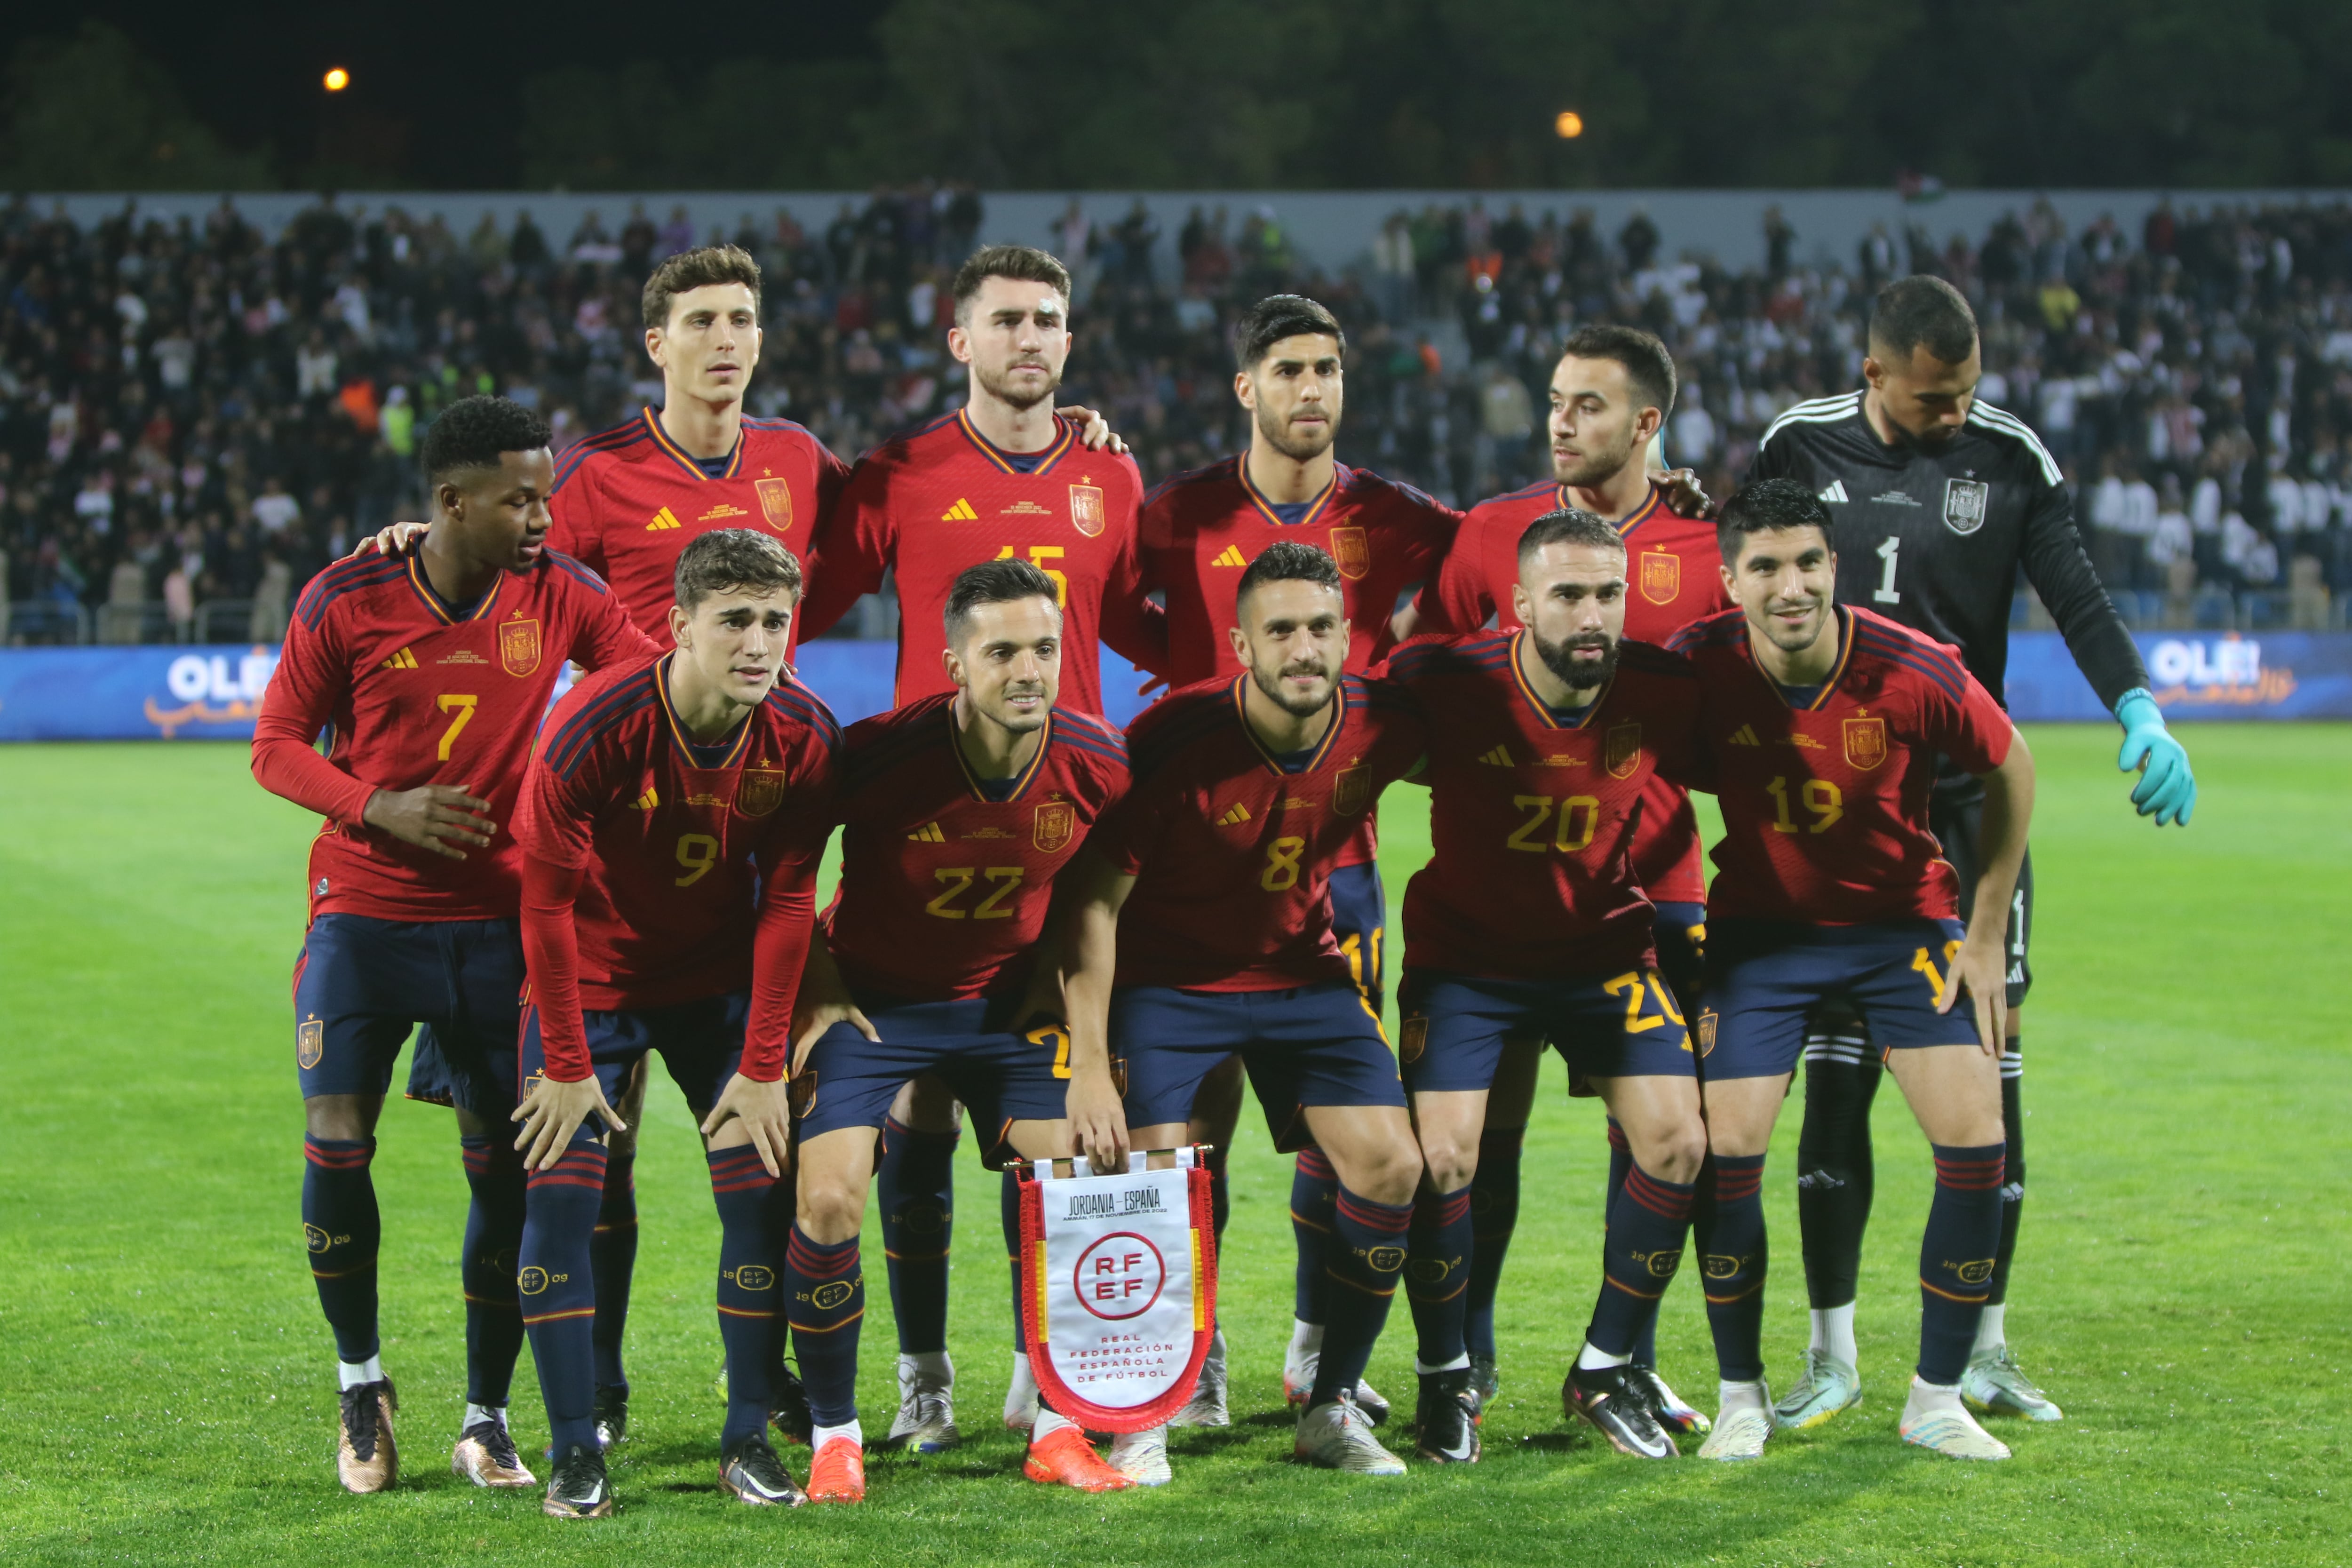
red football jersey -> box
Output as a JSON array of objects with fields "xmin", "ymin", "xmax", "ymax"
[
  {"xmin": 1386, "ymin": 631, "xmax": 1707, "ymax": 980},
  {"xmin": 252, "ymin": 550, "xmax": 658, "ymax": 923},
  {"xmin": 547, "ymin": 408, "xmax": 850, "ymax": 638},
  {"xmin": 516, "ymin": 655, "xmax": 839, "ymax": 1078},
  {"xmin": 799, "ymin": 410, "xmax": 1158, "ymax": 712},
  {"xmin": 1421, "ymin": 480, "xmax": 1731, "ymax": 906},
  {"xmin": 1668, "ymin": 605, "xmax": 2013, "ymax": 925},
  {"xmin": 826, "ymin": 695, "xmax": 1130, "ymax": 1002},
  {"xmin": 1092, "ymin": 674, "xmax": 1425, "ymax": 992}
]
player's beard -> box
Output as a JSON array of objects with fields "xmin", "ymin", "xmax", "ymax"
[
  {"xmin": 1553, "ymin": 423, "xmax": 1640, "ymax": 489},
  {"xmin": 974, "ymin": 355, "xmax": 1061, "ymax": 413},
  {"xmin": 1532, "ymin": 628, "xmax": 1619, "ymax": 691},
  {"xmin": 1256, "ymin": 400, "xmax": 1338, "ymax": 464},
  {"xmin": 989, "ymin": 681, "xmax": 1053, "ymax": 734},
  {"xmin": 1250, "ymin": 657, "xmax": 1338, "ymax": 719}
]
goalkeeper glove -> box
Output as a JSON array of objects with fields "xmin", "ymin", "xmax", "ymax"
[{"xmin": 2114, "ymin": 688, "xmax": 2195, "ymax": 826}]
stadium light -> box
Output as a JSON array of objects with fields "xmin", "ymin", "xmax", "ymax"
[
  {"xmin": 323, "ymin": 67, "xmax": 351, "ymax": 92},
  {"xmin": 1555, "ymin": 110, "xmax": 1584, "ymax": 139}
]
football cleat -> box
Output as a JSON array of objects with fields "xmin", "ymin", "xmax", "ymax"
[
  {"xmin": 1412, "ymin": 1370, "xmax": 1482, "ymax": 1464},
  {"xmin": 592, "ymin": 1385, "xmax": 628, "ymax": 1451},
  {"xmin": 1295, "ymin": 1393, "xmax": 1407, "ymax": 1475},
  {"xmin": 883, "ymin": 1359, "xmax": 961, "ymax": 1453},
  {"xmin": 1564, "ymin": 1364, "xmax": 1677, "ymax": 1459},
  {"xmin": 1628, "ymin": 1364, "xmax": 1710, "ymax": 1436},
  {"xmin": 1168, "ymin": 1327, "xmax": 1230, "ymax": 1428},
  {"xmin": 1772, "ymin": 1349, "xmax": 1862, "ymax": 1430},
  {"xmin": 718, "ymin": 1436, "xmax": 808, "ymax": 1506},
  {"xmin": 1024, "ymin": 1424, "xmax": 1136, "ymax": 1492},
  {"xmin": 1106, "ymin": 1425, "xmax": 1172, "ymax": 1487},
  {"xmin": 1283, "ymin": 1353, "xmax": 1391, "ymax": 1425},
  {"xmin": 805, "ymin": 1435, "xmax": 866, "ymax": 1503},
  {"xmin": 1962, "ymin": 1345, "xmax": 2064, "ymax": 1422},
  {"xmin": 541, "ymin": 1441, "xmax": 613, "ymax": 1519},
  {"xmin": 770, "ymin": 1364, "xmax": 814, "ymax": 1447},
  {"xmin": 1696, "ymin": 1386, "xmax": 1773, "ymax": 1462},
  {"xmin": 335, "ymin": 1378, "xmax": 398, "ymax": 1494},
  {"xmin": 1902, "ymin": 1402, "xmax": 2013, "ymax": 1460},
  {"xmin": 1004, "ymin": 1352, "xmax": 1041, "ymax": 1433},
  {"xmin": 451, "ymin": 1418, "xmax": 535, "ymax": 1488},
  {"xmin": 1467, "ymin": 1354, "xmax": 1500, "ymax": 1414}
]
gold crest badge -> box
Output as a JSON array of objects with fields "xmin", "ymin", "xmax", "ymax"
[
  {"xmin": 1605, "ymin": 721, "xmax": 1643, "ymax": 780},
  {"xmin": 498, "ymin": 617, "xmax": 542, "ymax": 677},
  {"xmin": 1033, "ymin": 799, "xmax": 1076, "ymax": 853},
  {"xmin": 1955, "ymin": 1258, "xmax": 1996, "ymax": 1287},
  {"xmin": 1327, "ymin": 525, "xmax": 1371, "ymax": 581},
  {"xmin": 755, "ymin": 476, "xmax": 794, "ymax": 533},
  {"xmin": 1696, "ymin": 1009, "xmax": 1718, "ymax": 1057},
  {"xmin": 1843, "ymin": 716, "xmax": 1889, "ymax": 771},
  {"xmin": 787, "ymin": 1071, "xmax": 818, "ymax": 1119},
  {"xmin": 1067, "ymin": 482, "xmax": 1106, "ymax": 537},
  {"xmin": 1399, "ymin": 1015, "xmax": 1428, "ymax": 1065},
  {"xmin": 736, "ymin": 768, "xmax": 787, "ymax": 817},
  {"xmin": 1332, "ymin": 759, "xmax": 1372, "ymax": 816},
  {"xmin": 297, "ymin": 1018, "xmax": 324, "ymax": 1070},
  {"xmin": 1639, "ymin": 550, "xmax": 1680, "ymax": 605}
]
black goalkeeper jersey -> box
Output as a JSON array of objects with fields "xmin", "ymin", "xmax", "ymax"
[{"xmin": 1748, "ymin": 391, "xmax": 2145, "ymax": 714}]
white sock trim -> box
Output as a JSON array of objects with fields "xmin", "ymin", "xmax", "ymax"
[
  {"xmin": 1810, "ymin": 1301, "xmax": 1858, "ymax": 1365},
  {"xmin": 1972, "ymin": 1302, "xmax": 2008, "ymax": 1354},
  {"xmin": 1288, "ymin": 1318, "xmax": 1325, "ymax": 1357},
  {"xmin": 899, "ymin": 1349, "xmax": 954, "ymax": 1382},
  {"xmin": 1414, "ymin": 1353, "xmax": 1472, "ymax": 1376},
  {"xmin": 462, "ymin": 1402, "xmax": 507, "ymax": 1431},
  {"xmin": 337, "ymin": 1355, "xmax": 384, "ymax": 1390},
  {"xmin": 1718, "ymin": 1378, "xmax": 1768, "ymax": 1413},
  {"xmin": 1576, "ymin": 1342, "xmax": 1633, "ymax": 1371},
  {"xmin": 812, "ymin": 1419, "xmax": 864, "ymax": 1449},
  {"xmin": 1030, "ymin": 1406, "xmax": 1075, "ymax": 1440}
]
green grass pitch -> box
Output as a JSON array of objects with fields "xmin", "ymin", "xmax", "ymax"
[{"xmin": 0, "ymin": 724, "xmax": 2344, "ymax": 1566}]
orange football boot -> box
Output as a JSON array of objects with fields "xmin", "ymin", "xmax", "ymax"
[
  {"xmin": 805, "ymin": 1434, "xmax": 866, "ymax": 1503},
  {"xmin": 1022, "ymin": 1424, "xmax": 1136, "ymax": 1492}
]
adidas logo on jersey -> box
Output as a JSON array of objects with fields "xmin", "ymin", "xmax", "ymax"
[
  {"xmin": 1818, "ymin": 481, "xmax": 1850, "ymax": 505},
  {"xmin": 630, "ymin": 786, "xmax": 660, "ymax": 811},
  {"xmin": 647, "ymin": 507, "xmax": 683, "ymax": 531},
  {"xmin": 907, "ymin": 820, "xmax": 946, "ymax": 843},
  {"xmin": 1477, "ymin": 744, "xmax": 1515, "ymax": 766},
  {"xmin": 1727, "ymin": 724, "xmax": 1762, "ymax": 746},
  {"xmin": 942, "ymin": 498, "xmax": 978, "ymax": 522},
  {"xmin": 379, "ymin": 646, "xmax": 418, "ymax": 670},
  {"xmin": 1216, "ymin": 803, "xmax": 1252, "ymax": 826},
  {"xmin": 1212, "ymin": 545, "xmax": 1248, "ymax": 567}
]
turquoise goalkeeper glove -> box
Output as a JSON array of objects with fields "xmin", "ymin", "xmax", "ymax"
[{"xmin": 2114, "ymin": 688, "xmax": 2195, "ymax": 826}]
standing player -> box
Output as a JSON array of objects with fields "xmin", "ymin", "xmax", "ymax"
[
  {"xmin": 1059, "ymin": 542, "xmax": 1430, "ymax": 1482},
  {"xmin": 784, "ymin": 559, "xmax": 1134, "ymax": 1500},
  {"xmin": 797, "ymin": 244, "xmax": 1159, "ymax": 1443},
  {"xmin": 1669, "ymin": 478, "xmax": 2034, "ymax": 1462},
  {"xmin": 1748, "ymin": 277, "xmax": 2194, "ymax": 1427},
  {"xmin": 250, "ymin": 397, "xmax": 657, "ymax": 1493},
  {"xmin": 1386, "ymin": 507, "xmax": 1711, "ymax": 1464},
  {"xmin": 1419, "ymin": 325, "xmax": 1727, "ymax": 1425},
  {"xmin": 1132, "ymin": 294, "xmax": 1457, "ymax": 1419},
  {"xmin": 506, "ymin": 529, "xmax": 835, "ymax": 1517}
]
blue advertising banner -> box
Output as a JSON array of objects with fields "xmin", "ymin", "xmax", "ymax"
[{"xmin": 0, "ymin": 634, "xmax": 2342, "ymax": 743}]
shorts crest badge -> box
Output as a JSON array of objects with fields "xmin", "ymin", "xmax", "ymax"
[
  {"xmin": 498, "ymin": 617, "xmax": 542, "ymax": 677},
  {"xmin": 1638, "ymin": 550, "xmax": 1680, "ymax": 605},
  {"xmin": 736, "ymin": 768, "xmax": 787, "ymax": 817},
  {"xmin": 1843, "ymin": 716, "xmax": 1889, "ymax": 771},
  {"xmin": 1332, "ymin": 759, "xmax": 1372, "ymax": 816},
  {"xmin": 1327, "ymin": 526, "xmax": 1371, "ymax": 581},
  {"xmin": 1399, "ymin": 1015, "xmax": 1428, "ymax": 1065},
  {"xmin": 1067, "ymin": 483, "xmax": 1106, "ymax": 537},
  {"xmin": 788, "ymin": 1071, "xmax": 818, "ymax": 1118},
  {"xmin": 1033, "ymin": 799, "xmax": 1076, "ymax": 853},
  {"xmin": 298, "ymin": 1018, "xmax": 324, "ymax": 1070},
  {"xmin": 1605, "ymin": 722, "xmax": 1643, "ymax": 780},
  {"xmin": 755, "ymin": 477, "xmax": 795, "ymax": 533},
  {"xmin": 1943, "ymin": 478, "xmax": 1989, "ymax": 535},
  {"xmin": 1696, "ymin": 1009, "xmax": 1717, "ymax": 1057}
]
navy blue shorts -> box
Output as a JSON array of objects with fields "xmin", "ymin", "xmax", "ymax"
[
  {"xmin": 518, "ymin": 989, "xmax": 749, "ymax": 1139},
  {"xmin": 1397, "ymin": 968, "xmax": 1695, "ymax": 1096},
  {"xmin": 1112, "ymin": 979, "xmax": 1404, "ymax": 1153},
  {"xmin": 1652, "ymin": 899, "xmax": 1708, "ymax": 1011},
  {"xmin": 292, "ymin": 913, "xmax": 523, "ymax": 1119},
  {"xmin": 1326, "ymin": 861, "xmax": 1388, "ymax": 1014},
  {"xmin": 1698, "ymin": 918, "xmax": 1980, "ymax": 1082},
  {"xmin": 793, "ymin": 993, "xmax": 1072, "ymax": 1160}
]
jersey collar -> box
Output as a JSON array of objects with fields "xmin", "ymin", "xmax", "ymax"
[
  {"xmin": 1506, "ymin": 629, "xmax": 1611, "ymax": 729},
  {"xmin": 641, "ymin": 406, "xmax": 744, "ymax": 482},
  {"xmin": 1556, "ymin": 480, "xmax": 1665, "ymax": 539},
  {"xmin": 1230, "ymin": 673, "xmax": 1347, "ymax": 776},
  {"xmin": 1240, "ymin": 458, "xmax": 1340, "ymax": 529},
  {"xmin": 946, "ymin": 701, "xmax": 1053, "ymax": 803},
  {"xmin": 404, "ymin": 555, "xmax": 501, "ymax": 625},
  {"xmin": 656, "ymin": 653, "xmax": 756, "ymax": 769},
  {"xmin": 955, "ymin": 407, "xmax": 1075, "ymax": 476},
  {"xmin": 1746, "ymin": 605, "xmax": 1855, "ymax": 711}
]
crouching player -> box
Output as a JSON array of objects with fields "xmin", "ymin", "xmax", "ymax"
[
  {"xmin": 1059, "ymin": 541, "xmax": 1429, "ymax": 1482},
  {"xmin": 1668, "ymin": 479, "xmax": 2033, "ymax": 1461},
  {"xmin": 509, "ymin": 529, "xmax": 837, "ymax": 1516},
  {"xmin": 1386, "ymin": 507, "xmax": 1711, "ymax": 1463},
  {"xmin": 785, "ymin": 558, "xmax": 1136, "ymax": 1501}
]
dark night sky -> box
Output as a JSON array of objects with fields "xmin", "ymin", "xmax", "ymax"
[{"xmin": 5, "ymin": 3, "xmax": 879, "ymax": 186}]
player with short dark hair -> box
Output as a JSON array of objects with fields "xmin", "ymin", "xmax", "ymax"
[
  {"xmin": 783, "ymin": 557, "xmax": 1135, "ymax": 1498},
  {"xmin": 509, "ymin": 528, "xmax": 837, "ymax": 1517},
  {"xmin": 250, "ymin": 395, "xmax": 659, "ymax": 1494},
  {"xmin": 1417, "ymin": 323, "xmax": 1725, "ymax": 1428},
  {"xmin": 1387, "ymin": 507, "xmax": 1712, "ymax": 1465},
  {"xmin": 1749, "ymin": 274, "xmax": 2194, "ymax": 1429},
  {"xmin": 1131, "ymin": 292, "xmax": 1460, "ymax": 1425},
  {"xmin": 1058, "ymin": 541, "xmax": 1430, "ymax": 1482},
  {"xmin": 1668, "ymin": 478, "xmax": 2034, "ymax": 1462}
]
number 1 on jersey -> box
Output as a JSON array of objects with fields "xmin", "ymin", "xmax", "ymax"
[{"xmin": 1874, "ymin": 534, "xmax": 1902, "ymax": 604}]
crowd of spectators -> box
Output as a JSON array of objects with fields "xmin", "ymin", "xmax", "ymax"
[{"xmin": 4, "ymin": 186, "xmax": 2349, "ymax": 645}]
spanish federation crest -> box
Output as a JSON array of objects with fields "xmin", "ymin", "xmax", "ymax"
[
  {"xmin": 1843, "ymin": 716, "xmax": 1888, "ymax": 771},
  {"xmin": 1033, "ymin": 799, "xmax": 1076, "ymax": 853},
  {"xmin": 1067, "ymin": 483, "xmax": 1106, "ymax": 537},
  {"xmin": 1638, "ymin": 550, "xmax": 1680, "ymax": 605},
  {"xmin": 297, "ymin": 1017, "xmax": 324, "ymax": 1070},
  {"xmin": 1327, "ymin": 525, "xmax": 1371, "ymax": 581},
  {"xmin": 736, "ymin": 767, "xmax": 787, "ymax": 816},
  {"xmin": 1695, "ymin": 1010, "xmax": 1717, "ymax": 1057},
  {"xmin": 1332, "ymin": 759, "xmax": 1372, "ymax": 816},
  {"xmin": 1605, "ymin": 721, "xmax": 1643, "ymax": 780},
  {"xmin": 755, "ymin": 476, "xmax": 795, "ymax": 533},
  {"xmin": 498, "ymin": 617, "xmax": 542, "ymax": 677},
  {"xmin": 1399, "ymin": 1015, "xmax": 1428, "ymax": 1065},
  {"xmin": 1943, "ymin": 477, "xmax": 1989, "ymax": 536}
]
